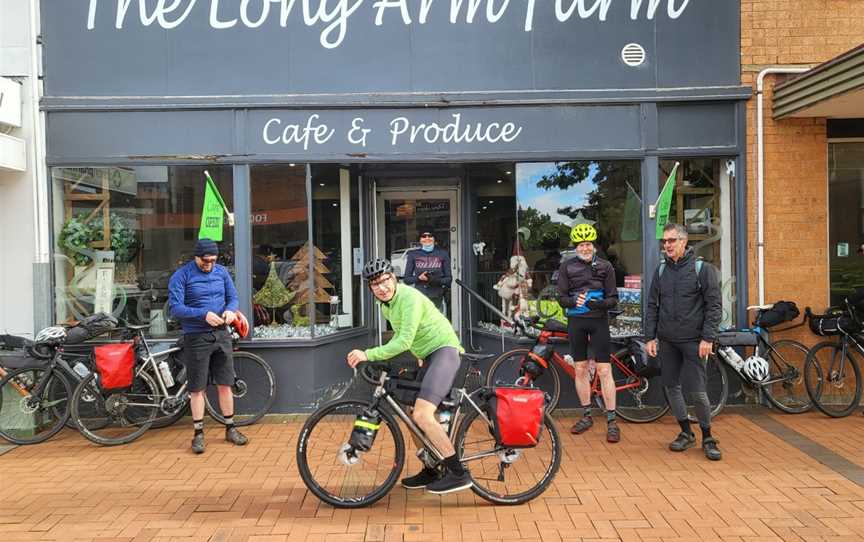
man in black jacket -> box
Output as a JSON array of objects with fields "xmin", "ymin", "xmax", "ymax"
[
  {"xmin": 645, "ymin": 223, "xmax": 723, "ymax": 460},
  {"xmin": 403, "ymin": 231, "xmax": 452, "ymax": 313}
]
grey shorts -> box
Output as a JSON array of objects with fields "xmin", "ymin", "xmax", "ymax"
[
  {"xmin": 659, "ymin": 340, "xmax": 707, "ymax": 393},
  {"xmin": 418, "ymin": 346, "xmax": 461, "ymax": 406},
  {"xmin": 182, "ymin": 328, "xmax": 235, "ymax": 392}
]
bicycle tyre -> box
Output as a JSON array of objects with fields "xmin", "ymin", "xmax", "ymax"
[
  {"xmin": 485, "ymin": 348, "xmax": 562, "ymax": 412},
  {"xmin": 609, "ymin": 348, "xmax": 670, "ymax": 423},
  {"xmin": 804, "ymin": 341, "xmax": 862, "ymax": 418},
  {"xmin": 71, "ymin": 371, "xmax": 159, "ymax": 446},
  {"xmin": 455, "ymin": 407, "xmax": 560, "ymax": 505},
  {"xmin": 296, "ymin": 399, "xmax": 405, "ymax": 508},
  {"xmin": 0, "ymin": 367, "xmax": 71, "ymax": 445},
  {"xmin": 204, "ymin": 351, "xmax": 275, "ymax": 426},
  {"xmin": 761, "ymin": 339, "xmax": 812, "ymax": 414}
]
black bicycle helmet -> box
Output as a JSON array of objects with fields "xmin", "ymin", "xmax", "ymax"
[{"xmin": 362, "ymin": 258, "xmax": 393, "ymax": 281}]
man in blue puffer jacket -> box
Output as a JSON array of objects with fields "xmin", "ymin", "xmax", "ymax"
[{"xmin": 169, "ymin": 238, "xmax": 248, "ymax": 454}]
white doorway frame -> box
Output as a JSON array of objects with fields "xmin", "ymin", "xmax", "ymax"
[{"xmin": 374, "ymin": 188, "xmax": 462, "ymax": 338}]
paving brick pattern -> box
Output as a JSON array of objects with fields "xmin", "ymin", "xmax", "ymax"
[{"xmin": 1, "ymin": 413, "xmax": 863, "ymax": 542}]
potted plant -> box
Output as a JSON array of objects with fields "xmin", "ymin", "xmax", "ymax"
[{"xmin": 58, "ymin": 214, "xmax": 98, "ymax": 267}]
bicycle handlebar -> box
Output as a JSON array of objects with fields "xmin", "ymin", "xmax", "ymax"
[{"xmin": 355, "ymin": 361, "xmax": 391, "ymax": 386}]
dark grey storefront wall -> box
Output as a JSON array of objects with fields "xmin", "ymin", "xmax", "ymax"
[
  {"xmin": 42, "ymin": 1, "xmax": 739, "ymax": 98},
  {"xmin": 46, "ymin": 103, "xmax": 743, "ymax": 164}
]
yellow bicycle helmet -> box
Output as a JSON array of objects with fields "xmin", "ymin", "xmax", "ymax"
[{"xmin": 570, "ymin": 223, "xmax": 598, "ymax": 244}]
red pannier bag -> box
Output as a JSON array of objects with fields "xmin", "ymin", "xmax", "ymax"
[
  {"xmin": 94, "ymin": 343, "xmax": 135, "ymax": 389},
  {"xmin": 487, "ymin": 387, "xmax": 546, "ymax": 448}
]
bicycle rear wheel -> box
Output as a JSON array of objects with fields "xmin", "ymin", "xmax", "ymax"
[
  {"xmin": 485, "ymin": 348, "xmax": 562, "ymax": 412},
  {"xmin": 0, "ymin": 367, "xmax": 71, "ymax": 445},
  {"xmin": 205, "ymin": 352, "xmax": 275, "ymax": 426},
  {"xmin": 296, "ymin": 399, "xmax": 405, "ymax": 508},
  {"xmin": 762, "ymin": 339, "xmax": 812, "ymax": 414},
  {"xmin": 71, "ymin": 371, "xmax": 160, "ymax": 446},
  {"xmin": 804, "ymin": 341, "xmax": 862, "ymax": 418},
  {"xmin": 455, "ymin": 407, "xmax": 560, "ymax": 505},
  {"xmin": 609, "ymin": 350, "xmax": 669, "ymax": 423}
]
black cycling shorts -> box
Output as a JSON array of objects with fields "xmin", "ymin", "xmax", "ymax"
[
  {"xmin": 567, "ymin": 316, "xmax": 611, "ymax": 363},
  {"xmin": 182, "ymin": 328, "xmax": 235, "ymax": 392},
  {"xmin": 417, "ymin": 346, "xmax": 461, "ymax": 406}
]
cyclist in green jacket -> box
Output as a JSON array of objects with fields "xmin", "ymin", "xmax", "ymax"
[{"xmin": 346, "ymin": 258, "xmax": 470, "ymax": 495}]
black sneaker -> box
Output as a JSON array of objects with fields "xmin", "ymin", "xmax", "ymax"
[
  {"xmin": 669, "ymin": 431, "xmax": 696, "ymax": 452},
  {"xmin": 606, "ymin": 420, "xmax": 621, "ymax": 443},
  {"xmin": 225, "ymin": 426, "xmax": 248, "ymax": 446},
  {"xmin": 702, "ymin": 437, "xmax": 722, "ymax": 461},
  {"xmin": 570, "ymin": 415, "xmax": 594, "ymax": 435},
  {"xmin": 401, "ymin": 467, "xmax": 440, "ymax": 489},
  {"xmin": 191, "ymin": 433, "xmax": 205, "ymax": 454},
  {"xmin": 426, "ymin": 470, "xmax": 473, "ymax": 495}
]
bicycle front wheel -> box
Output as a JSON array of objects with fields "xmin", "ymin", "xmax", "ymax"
[
  {"xmin": 804, "ymin": 341, "xmax": 862, "ymax": 418},
  {"xmin": 71, "ymin": 371, "xmax": 159, "ymax": 446},
  {"xmin": 485, "ymin": 349, "xmax": 562, "ymax": 412},
  {"xmin": 205, "ymin": 352, "xmax": 275, "ymax": 426},
  {"xmin": 762, "ymin": 339, "xmax": 812, "ymax": 414},
  {"xmin": 610, "ymin": 350, "xmax": 669, "ymax": 423},
  {"xmin": 296, "ymin": 400, "xmax": 405, "ymax": 508},
  {"xmin": 455, "ymin": 407, "xmax": 560, "ymax": 505},
  {"xmin": 0, "ymin": 367, "xmax": 71, "ymax": 445}
]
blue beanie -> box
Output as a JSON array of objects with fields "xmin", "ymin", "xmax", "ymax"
[{"xmin": 194, "ymin": 238, "xmax": 219, "ymax": 257}]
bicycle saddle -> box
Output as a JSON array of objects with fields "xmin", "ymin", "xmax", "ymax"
[{"xmin": 123, "ymin": 324, "xmax": 151, "ymax": 331}]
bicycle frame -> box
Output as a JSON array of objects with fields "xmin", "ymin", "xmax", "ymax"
[{"xmin": 366, "ymin": 370, "xmax": 492, "ymax": 464}]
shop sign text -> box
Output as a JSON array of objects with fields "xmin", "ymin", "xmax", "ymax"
[
  {"xmin": 86, "ymin": 0, "xmax": 693, "ymax": 49},
  {"xmin": 261, "ymin": 113, "xmax": 523, "ymax": 150}
]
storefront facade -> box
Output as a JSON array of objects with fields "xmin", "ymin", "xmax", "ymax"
[{"xmin": 41, "ymin": 0, "xmax": 749, "ymax": 411}]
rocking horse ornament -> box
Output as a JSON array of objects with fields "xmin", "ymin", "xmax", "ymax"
[{"xmin": 493, "ymin": 254, "xmax": 532, "ymax": 325}]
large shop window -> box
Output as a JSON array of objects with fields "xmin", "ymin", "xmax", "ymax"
[
  {"xmin": 52, "ymin": 166, "xmax": 234, "ymax": 337},
  {"xmin": 471, "ymin": 161, "xmax": 643, "ymax": 337},
  {"xmin": 660, "ymin": 158, "xmax": 737, "ymax": 327},
  {"xmin": 250, "ymin": 164, "xmax": 361, "ymax": 340},
  {"xmin": 828, "ymin": 142, "xmax": 864, "ymax": 306}
]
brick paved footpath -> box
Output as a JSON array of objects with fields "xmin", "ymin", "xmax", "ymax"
[{"xmin": 1, "ymin": 412, "xmax": 863, "ymax": 542}]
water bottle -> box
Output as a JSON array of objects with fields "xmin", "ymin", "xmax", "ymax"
[
  {"xmin": 72, "ymin": 361, "xmax": 90, "ymax": 379},
  {"xmin": 158, "ymin": 360, "xmax": 175, "ymax": 387},
  {"xmin": 719, "ymin": 346, "xmax": 744, "ymax": 371},
  {"xmin": 437, "ymin": 408, "xmax": 452, "ymax": 434}
]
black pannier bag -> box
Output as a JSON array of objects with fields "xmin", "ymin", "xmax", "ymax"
[
  {"xmin": 717, "ymin": 331, "xmax": 759, "ymax": 347},
  {"xmin": 809, "ymin": 312, "xmax": 861, "ymax": 337},
  {"xmin": 627, "ymin": 338, "xmax": 661, "ymax": 378},
  {"xmin": 755, "ymin": 301, "xmax": 800, "ymax": 328},
  {"xmin": 65, "ymin": 313, "xmax": 119, "ymax": 345},
  {"xmin": 523, "ymin": 344, "xmax": 553, "ymax": 379}
]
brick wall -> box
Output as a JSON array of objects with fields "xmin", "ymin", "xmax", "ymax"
[{"xmin": 741, "ymin": 0, "xmax": 864, "ymax": 344}]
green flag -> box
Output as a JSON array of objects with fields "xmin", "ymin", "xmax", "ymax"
[
  {"xmin": 655, "ymin": 162, "xmax": 679, "ymax": 239},
  {"xmin": 621, "ymin": 181, "xmax": 642, "ymax": 241},
  {"xmin": 198, "ymin": 171, "xmax": 231, "ymax": 241}
]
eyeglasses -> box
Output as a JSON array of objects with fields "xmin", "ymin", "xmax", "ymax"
[
  {"xmin": 660, "ymin": 238, "xmax": 681, "ymax": 245},
  {"xmin": 369, "ymin": 276, "xmax": 393, "ymax": 290},
  {"xmin": 199, "ymin": 256, "xmax": 217, "ymax": 263}
]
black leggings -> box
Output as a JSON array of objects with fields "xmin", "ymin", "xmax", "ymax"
[{"xmin": 567, "ymin": 316, "xmax": 611, "ymax": 362}]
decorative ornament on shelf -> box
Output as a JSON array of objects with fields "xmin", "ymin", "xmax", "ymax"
[
  {"xmin": 252, "ymin": 261, "xmax": 293, "ymax": 326},
  {"xmin": 286, "ymin": 242, "xmax": 334, "ymax": 324}
]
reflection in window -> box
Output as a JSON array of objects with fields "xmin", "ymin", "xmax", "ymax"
[
  {"xmin": 828, "ymin": 142, "xmax": 864, "ymax": 306},
  {"xmin": 516, "ymin": 161, "xmax": 643, "ymax": 337},
  {"xmin": 470, "ymin": 163, "xmax": 517, "ymax": 328},
  {"xmin": 51, "ymin": 166, "xmax": 234, "ymax": 337},
  {"xmin": 250, "ymin": 165, "xmax": 311, "ymax": 339},
  {"xmin": 311, "ymin": 165, "xmax": 362, "ymax": 335},
  {"xmin": 660, "ymin": 158, "xmax": 736, "ymax": 326},
  {"xmin": 470, "ymin": 161, "xmax": 643, "ymax": 337}
]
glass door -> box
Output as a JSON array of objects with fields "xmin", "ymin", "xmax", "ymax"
[{"xmin": 375, "ymin": 189, "xmax": 460, "ymax": 334}]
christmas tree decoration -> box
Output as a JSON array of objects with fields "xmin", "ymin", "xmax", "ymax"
[{"xmin": 252, "ymin": 261, "xmax": 293, "ymax": 326}]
